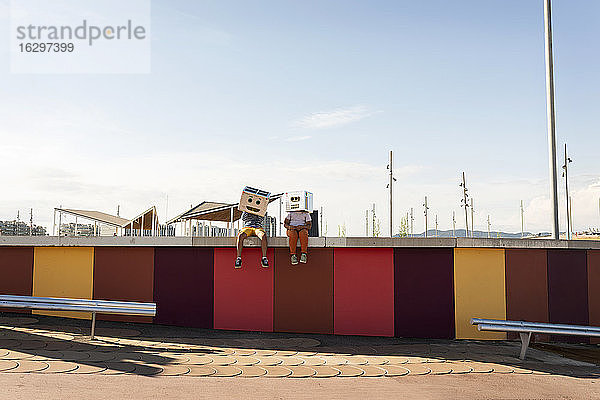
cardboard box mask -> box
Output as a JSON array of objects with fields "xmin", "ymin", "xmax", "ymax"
[
  {"xmin": 285, "ymin": 191, "xmax": 313, "ymax": 212},
  {"xmin": 238, "ymin": 186, "xmax": 270, "ymax": 216}
]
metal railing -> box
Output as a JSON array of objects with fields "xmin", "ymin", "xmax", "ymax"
[
  {"xmin": 471, "ymin": 318, "xmax": 600, "ymax": 360},
  {"xmin": 0, "ymin": 295, "xmax": 156, "ymax": 339}
]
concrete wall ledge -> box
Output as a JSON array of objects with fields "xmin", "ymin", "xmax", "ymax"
[{"xmin": 1, "ymin": 236, "xmax": 599, "ymax": 249}]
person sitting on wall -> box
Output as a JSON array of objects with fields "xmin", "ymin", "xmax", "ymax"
[
  {"xmin": 235, "ymin": 211, "xmax": 269, "ymax": 269},
  {"xmin": 284, "ymin": 210, "xmax": 312, "ymax": 265}
]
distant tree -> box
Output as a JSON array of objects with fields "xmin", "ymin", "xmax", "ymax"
[
  {"xmin": 373, "ymin": 218, "xmax": 381, "ymax": 237},
  {"xmin": 338, "ymin": 223, "xmax": 347, "ymax": 237},
  {"xmin": 398, "ymin": 216, "xmax": 409, "ymax": 237}
]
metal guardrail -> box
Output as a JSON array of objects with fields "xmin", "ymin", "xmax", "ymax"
[
  {"xmin": 471, "ymin": 318, "xmax": 600, "ymax": 360},
  {"xmin": 0, "ymin": 295, "xmax": 156, "ymax": 339}
]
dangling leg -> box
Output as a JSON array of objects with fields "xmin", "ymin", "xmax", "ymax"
[
  {"xmin": 287, "ymin": 229, "xmax": 299, "ymax": 265},
  {"xmin": 299, "ymin": 229, "xmax": 309, "ymax": 263}
]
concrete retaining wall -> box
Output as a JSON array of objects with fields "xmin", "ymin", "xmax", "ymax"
[{"xmin": 1, "ymin": 237, "xmax": 599, "ymax": 341}]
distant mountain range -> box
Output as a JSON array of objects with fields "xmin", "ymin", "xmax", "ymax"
[{"xmin": 396, "ymin": 229, "xmax": 548, "ymax": 239}]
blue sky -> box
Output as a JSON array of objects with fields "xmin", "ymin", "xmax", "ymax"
[{"xmin": 0, "ymin": 0, "xmax": 599, "ymax": 235}]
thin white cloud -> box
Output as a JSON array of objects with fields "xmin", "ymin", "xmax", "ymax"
[
  {"xmin": 285, "ymin": 135, "xmax": 312, "ymax": 142},
  {"xmin": 293, "ymin": 106, "xmax": 380, "ymax": 129}
]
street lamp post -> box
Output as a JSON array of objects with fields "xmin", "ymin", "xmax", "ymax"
[
  {"xmin": 423, "ymin": 196, "xmax": 429, "ymax": 238},
  {"xmin": 387, "ymin": 150, "xmax": 397, "ymax": 237},
  {"xmin": 410, "ymin": 207, "xmax": 414, "ymax": 237},
  {"xmin": 460, "ymin": 172, "xmax": 470, "ymax": 238},
  {"xmin": 562, "ymin": 143, "xmax": 572, "ymax": 240},
  {"xmin": 470, "ymin": 198, "xmax": 475, "ymax": 238},
  {"xmin": 520, "ymin": 200, "xmax": 525, "ymax": 238},
  {"xmin": 452, "ymin": 211, "xmax": 456, "ymax": 237},
  {"xmin": 544, "ymin": 0, "xmax": 560, "ymax": 240}
]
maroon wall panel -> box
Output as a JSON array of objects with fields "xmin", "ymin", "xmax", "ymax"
[
  {"xmin": 394, "ymin": 248, "xmax": 454, "ymax": 339},
  {"xmin": 153, "ymin": 247, "xmax": 214, "ymax": 328},
  {"xmin": 547, "ymin": 250, "xmax": 589, "ymax": 343},
  {"xmin": 0, "ymin": 247, "xmax": 33, "ymax": 314},
  {"xmin": 93, "ymin": 247, "xmax": 154, "ymax": 323},
  {"xmin": 588, "ymin": 251, "xmax": 600, "ymax": 333},
  {"xmin": 334, "ymin": 248, "xmax": 394, "ymax": 337},
  {"xmin": 213, "ymin": 248, "xmax": 274, "ymax": 332},
  {"xmin": 505, "ymin": 249, "xmax": 549, "ymax": 341},
  {"xmin": 274, "ymin": 248, "xmax": 333, "ymax": 334}
]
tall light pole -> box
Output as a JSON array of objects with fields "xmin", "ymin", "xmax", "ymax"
[
  {"xmin": 372, "ymin": 203, "xmax": 376, "ymax": 237},
  {"xmin": 386, "ymin": 150, "xmax": 397, "ymax": 237},
  {"xmin": 569, "ymin": 195, "xmax": 574, "ymax": 237},
  {"xmin": 320, "ymin": 206, "xmax": 323, "ymax": 237},
  {"xmin": 423, "ymin": 196, "xmax": 429, "ymax": 238},
  {"xmin": 487, "ymin": 215, "xmax": 491, "ymax": 238},
  {"xmin": 544, "ymin": 0, "xmax": 560, "ymax": 240},
  {"xmin": 520, "ymin": 200, "xmax": 525, "ymax": 238},
  {"xmin": 460, "ymin": 172, "xmax": 470, "ymax": 238},
  {"xmin": 452, "ymin": 211, "xmax": 456, "ymax": 237},
  {"xmin": 470, "ymin": 198, "xmax": 475, "ymax": 238},
  {"xmin": 279, "ymin": 198, "xmax": 283, "ymax": 236},
  {"xmin": 562, "ymin": 143, "xmax": 572, "ymax": 240},
  {"xmin": 435, "ymin": 214, "xmax": 438, "ymax": 237},
  {"xmin": 410, "ymin": 207, "xmax": 414, "ymax": 237},
  {"xmin": 365, "ymin": 209, "xmax": 369, "ymax": 236}
]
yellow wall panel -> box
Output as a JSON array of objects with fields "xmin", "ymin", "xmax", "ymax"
[
  {"xmin": 33, "ymin": 247, "xmax": 94, "ymax": 319},
  {"xmin": 454, "ymin": 248, "xmax": 506, "ymax": 339}
]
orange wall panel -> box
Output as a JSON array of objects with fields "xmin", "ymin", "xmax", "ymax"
[{"xmin": 32, "ymin": 247, "xmax": 94, "ymax": 320}]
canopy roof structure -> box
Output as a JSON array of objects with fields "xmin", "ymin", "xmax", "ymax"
[
  {"xmin": 167, "ymin": 193, "xmax": 283, "ymax": 225},
  {"xmin": 55, "ymin": 208, "xmax": 129, "ymax": 227},
  {"xmin": 121, "ymin": 206, "xmax": 159, "ymax": 231},
  {"xmin": 55, "ymin": 207, "xmax": 160, "ymax": 236}
]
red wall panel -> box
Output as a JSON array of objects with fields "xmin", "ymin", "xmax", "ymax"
[
  {"xmin": 505, "ymin": 249, "xmax": 549, "ymax": 341},
  {"xmin": 334, "ymin": 248, "xmax": 394, "ymax": 336},
  {"xmin": 394, "ymin": 248, "xmax": 455, "ymax": 339},
  {"xmin": 93, "ymin": 247, "xmax": 154, "ymax": 323},
  {"xmin": 505, "ymin": 249, "xmax": 549, "ymax": 322},
  {"xmin": 154, "ymin": 247, "xmax": 214, "ymax": 328},
  {"xmin": 547, "ymin": 250, "xmax": 589, "ymax": 343},
  {"xmin": 274, "ymin": 248, "xmax": 333, "ymax": 334},
  {"xmin": 588, "ymin": 250, "xmax": 600, "ymax": 328},
  {"xmin": 0, "ymin": 247, "xmax": 33, "ymax": 314},
  {"xmin": 214, "ymin": 248, "xmax": 274, "ymax": 332}
]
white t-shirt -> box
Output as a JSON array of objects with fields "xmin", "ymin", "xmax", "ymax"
[{"xmin": 287, "ymin": 211, "xmax": 311, "ymax": 227}]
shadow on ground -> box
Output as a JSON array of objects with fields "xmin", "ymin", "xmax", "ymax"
[{"xmin": 1, "ymin": 312, "xmax": 599, "ymax": 378}]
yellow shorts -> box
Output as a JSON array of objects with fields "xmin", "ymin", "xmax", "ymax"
[{"xmin": 240, "ymin": 227, "xmax": 265, "ymax": 237}]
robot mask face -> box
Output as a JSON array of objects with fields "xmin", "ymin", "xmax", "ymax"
[
  {"xmin": 285, "ymin": 191, "xmax": 313, "ymax": 212},
  {"xmin": 239, "ymin": 186, "xmax": 270, "ymax": 216}
]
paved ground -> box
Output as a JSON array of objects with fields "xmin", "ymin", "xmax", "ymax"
[{"xmin": 1, "ymin": 313, "xmax": 599, "ymax": 399}]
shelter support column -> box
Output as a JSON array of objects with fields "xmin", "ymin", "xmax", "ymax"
[
  {"xmin": 230, "ymin": 207, "xmax": 234, "ymax": 237},
  {"xmin": 152, "ymin": 210, "xmax": 156, "ymax": 237}
]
